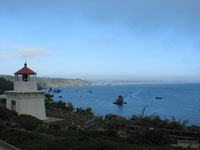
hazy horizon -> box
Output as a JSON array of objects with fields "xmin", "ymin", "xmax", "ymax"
[
  {"xmin": 2, "ymin": 73, "xmax": 200, "ymax": 83},
  {"xmin": 0, "ymin": 0, "xmax": 200, "ymax": 81}
]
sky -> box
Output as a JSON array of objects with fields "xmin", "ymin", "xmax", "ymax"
[{"xmin": 0, "ymin": 0, "xmax": 200, "ymax": 81}]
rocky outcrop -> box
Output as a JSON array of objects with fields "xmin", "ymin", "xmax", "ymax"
[
  {"xmin": 53, "ymin": 89, "xmax": 62, "ymax": 93},
  {"xmin": 155, "ymin": 97, "xmax": 163, "ymax": 99},
  {"xmin": 113, "ymin": 96, "xmax": 127, "ymax": 105},
  {"xmin": 105, "ymin": 114, "xmax": 126, "ymax": 121},
  {"xmin": 48, "ymin": 87, "xmax": 53, "ymax": 93}
]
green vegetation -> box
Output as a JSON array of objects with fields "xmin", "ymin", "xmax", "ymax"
[
  {"xmin": 0, "ymin": 107, "xmax": 42, "ymax": 130},
  {"xmin": 37, "ymin": 77, "xmax": 91, "ymax": 88},
  {"xmin": 0, "ymin": 94, "xmax": 199, "ymax": 150},
  {"xmin": 45, "ymin": 94, "xmax": 75, "ymax": 112},
  {"xmin": 128, "ymin": 105, "xmax": 188, "ymax": 130},
  {"xmin": 0, "ymin": 128, "xmax": 186, "ymax": 150},
  {"xmin": 14, "ymin": 114, "xmax": 43, "ymax": 131},
  {"xmin": 0, "ymin": 106, "xmax": 17, "ymax": 120},
  {"xmin": 45, "ymin": 93, "xmax": 95, "ymax": 128},
  {"xmin": 0, "ymin": 75, "xmax": 14, "ymax": 94},
  {"xmin": 130, "ymin": 115, "xmax": 188, "ymax": 130},
  {"xmin": 0, "ymin": 104, "xmax": 199, "ymax": 150}
]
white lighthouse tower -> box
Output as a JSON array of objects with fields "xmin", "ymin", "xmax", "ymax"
[{"xmin": 5, "ymin": 63, "xmax": 46, "ymax": 120}]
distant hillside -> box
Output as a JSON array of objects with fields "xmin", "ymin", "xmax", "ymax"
[
  {"xmin": 0, "ymin": 75, "xmax": 14, "ymax": 94},
  {"xmin": 37, "ymin": 77, "xmax": 91, "ymax": 89},
  {"xmin": 0, "ymin": 75, "xmax": 91, "ymax": 93}
]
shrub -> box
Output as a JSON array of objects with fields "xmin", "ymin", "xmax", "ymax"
[
  {"xmin": 75, "ymin": 107, "xmax": 93, "ymax": 115},
  {"xmin": 0, "ymin": 106, "xmax": 17, "ymax": 121},
  {"xmin": 188, "ymin": 125, "xmax": 200, "ymax": 131},
  {"xmin": 65, "ymin": 102, "xmax": 74, "ymax": 112},
  {"xmin": 127, "ymin": 131, "xmax": 169, "ymax": 145},
  {"xmin": 103, "ymin": 120, "xmax": 120, "ymax": 136},
  {"xmin": 45, "ymin": 94, "xmax": 54, "ymax": 107},
  {"xmin": 56, "ymin": 100, "xmax": 66, "ymax": 109},
  {"xmin": 45, "ymin": 93, "xmax": 54, "ymax": 100},
  {"xmin": 86, "ymin": 107, "xmax": 92, "ymax": 112},
  {"xmin": 130, "ymin": 114, "xmax": 188, "ymax": 130},
  {"xmin": 0, "ymin": 119, "xmax": 6, "ymax": 128},
  {"xmin": 15, "ymin": 114, "xmax": 42, "ymax": 131}
]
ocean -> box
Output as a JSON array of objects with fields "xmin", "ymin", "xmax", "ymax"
[{"xmin": 45, "ymin": 83, "xmax": 200, "ymax": 126}]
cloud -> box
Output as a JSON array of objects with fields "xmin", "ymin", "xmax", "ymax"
[{"xmin": 15, "ymin": 46, "xmax": 54, "ymax": 59}]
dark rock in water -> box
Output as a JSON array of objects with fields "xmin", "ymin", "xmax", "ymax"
[
  {"xmin": 113, "ymin": 96, "xmax": 127, "ymax": 105},
  {"xmin": 48, "ymin": 87, "xmax": 53, "ymax": 93},
  {"xmin": 53, "ymin": 88, "xmax": 62, "ymax": 93},
  {"xmin": 155, "ymin": 97, "xmax": 163, "ymax": 99},
  {"xmin": 105, "ymin": 114, "xmax": 126, "ymax": 121},
  {"xmin": 59, "ymin": 96, "xmax": 63, "ymax": 98},
  {"xmin": 88, "ymin": 90, "xmax": 92, "ymax": 93},
  {"xmin": 88, "ymin": 90, "xmax": 93, "ymax": 94}
]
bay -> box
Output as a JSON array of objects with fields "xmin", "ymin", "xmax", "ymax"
[{"xmin": 45, "ymin": 83, "xmax": 200, "ymax": 126}]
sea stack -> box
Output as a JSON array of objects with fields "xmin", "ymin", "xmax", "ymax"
[{"xmin": 113, "ymin": 96, "xmax": 127, "ymax": 105}]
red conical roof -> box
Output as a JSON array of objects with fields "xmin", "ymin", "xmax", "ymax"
[{"xmin": 15, "ymin": 63, "xmax": 37, "ymax": 75}]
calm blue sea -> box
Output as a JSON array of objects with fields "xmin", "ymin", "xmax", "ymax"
[{"xmin": 45, "ymin": 83, "xmax": 200, "ymax": 126}]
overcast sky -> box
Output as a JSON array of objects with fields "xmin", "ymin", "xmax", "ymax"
[{"xmin": 0, "ymin": 0, "xmax": 200, "ymax": 81}]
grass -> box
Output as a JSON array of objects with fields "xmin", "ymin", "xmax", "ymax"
[{"xmin": 0, "ymin": 127, "xmax": 190, "ymax": 150}]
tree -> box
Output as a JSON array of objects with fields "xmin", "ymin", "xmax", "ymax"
[
  {"xmin": 56, "ymin": 100, "xmax": 66, "ymax": 109},
  {"xmin": 66, "ymin": 102, "xmax": 74, "ymax": 112}
]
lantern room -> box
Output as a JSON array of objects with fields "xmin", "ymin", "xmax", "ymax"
[
  {"xmin": 14, "ymin": 63, "xmax": 37, "ymax": 92},
  {"xmin": 15, "ymin": 63, "xmax": 37, "ymax": 82}
]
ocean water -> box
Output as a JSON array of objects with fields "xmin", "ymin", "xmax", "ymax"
[{"xmin": 45, "ymin": 83, "xmax": 200, "ymax": 126}]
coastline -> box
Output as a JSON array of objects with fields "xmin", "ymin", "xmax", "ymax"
[{"xmin": 47, "ymin": 83, "xmax": 200, "ymax": 126}]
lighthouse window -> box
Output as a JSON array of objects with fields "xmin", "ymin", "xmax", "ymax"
[
  {"xmin": 30, "ymin": 75, "xmax": 36, "ymax": 82},
  {"xmin": 23, "ymin": 74, "xmax": 28, "ymax": 82},
  {"xmin": 15, "ymin": 75, "xmax": 22, "ymax": 82}
]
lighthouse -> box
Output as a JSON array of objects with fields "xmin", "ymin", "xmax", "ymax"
[{"xmin": 5, "ymin": 63, "xmax": 46, "ymax": 120}]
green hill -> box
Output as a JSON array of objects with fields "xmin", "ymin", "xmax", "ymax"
[
  {"xmin": 0, "ymin": 75, "xmax": 14, "ymax": 94},
  {"xmin": 37, "ymin": 77, "xmax": 91, "ymax": 88},
  {"xmin": 0, "ymin": 75, "xmax": 90, "ymax": 94}
]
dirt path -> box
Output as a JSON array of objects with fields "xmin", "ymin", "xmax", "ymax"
[
  {"xmin": 171, "ymin": 140, "xmax": 200, "ymax": 149},
  {"xmin": 0, "ymin": 146, "xmax": 7, "ymax": 150}
]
